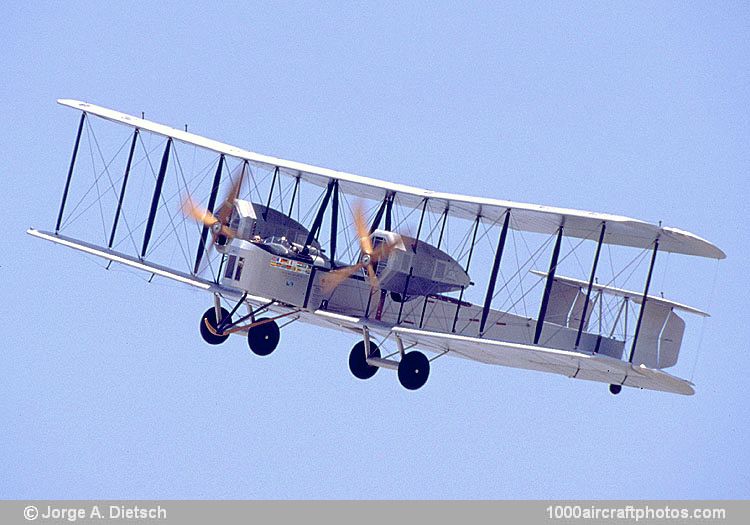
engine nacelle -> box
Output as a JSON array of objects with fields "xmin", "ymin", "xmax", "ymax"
[
  {"xmin": 372, "ymin": 230, "xmax": 470, "ymax": 297},
  {"xmin": 217, "ymin": 200, "xmax": 321, "ymax": 254}
]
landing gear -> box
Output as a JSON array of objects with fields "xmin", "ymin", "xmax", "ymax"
[
  {"xmin": 348, "ymin": 341, "xmax": 381, "ymax": 380},
  {"xmin": 609, "ymin": 384, "xmax": 622, "ymax": 395},
  {"xmin": 398, "ymin": 351, "xmax": 430, "ymax": 391},
  {"xmin": 350, "ymin": 328, "xmax": 432, "ymax": 390},
  {"xmin": 200, "ymin": 294, "xmax": 289, "ymax": 354},
  {"xmin": 200, "ymin": 307, "xmax": 231, "ymax": 345},
  {"xmin": 247, "ymin": 318, "xmax": 280, "ymax": 356}
]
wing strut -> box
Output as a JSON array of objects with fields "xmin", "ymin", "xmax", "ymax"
[
  {"xmin": 575, "ymin": 222, "xmax": 606, "ymax": 348},
  {"xmin": 329, "ymin": 179, "xmax": 339, "ymax": 264},
  {"xmin": 262, "ymin": 166, "xmax": 279, "ymax": 221},
  {"xmin": 418, "ymin": 206, "xmax": 449, "ymax": 328},
  {"xmin": 302, "ymin": 180, "xmax": 335, "ymax": 255},
  {"xmin": 479, "ymin": 210, "xmax": 511, "ymax": 335},
  {"xmin": 397, "ymin": 198, "xmax": 428, "ymax": 324},
  {"xmin": 451, "ymin": 214, "xmax": 481, "ymax": 333},
  {"xmin": 141, "ymin": 138, "xmax": 173, "ymax": 258},
  {"xmin": 108, "ymin": 128, "xmax": 139, "ymax": 249},
  {"xmin": 55, "ymin": 112, "xmax": 86, "ymax": 233},
  {"xmin": 629, "ymin": 239, "xmax": 659, "ymax": 363},
  {"xmin": 534, "ymin": 226, "xmax": 564, "ymax": 344},
  {"xmin": 288, "ymin": 175, "xmax": 300, "ymax": 217},
  {"xmin": 193, "ymin": 154, "xmax": 225, "ymax": 274},
  {"xmin": 369, "ymin": 191, "xmax": 394, "ymax": 234},
  {"xmin": 384, "ymin": 192, "xmax": 394, "ymax": 231},
  {"xmin": 364, "ymin": 192, "xmax": 396, "ymax": 319}
]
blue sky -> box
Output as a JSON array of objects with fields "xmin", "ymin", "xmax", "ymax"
[{"xmin": 2, "ymin": 1, "xmax": 748, "ymax": 498}]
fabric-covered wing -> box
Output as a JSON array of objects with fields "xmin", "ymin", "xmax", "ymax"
[
  {"xmin": 27, "ymin": 229, "xmax": 270, "ymax": 306},
  {"xmin": 392, "ymin": 327, "xmax": 695, "ymax": 395},
  {"xmin": 57, "ymin": 99, "xmax": 726, "ymax": 259}
]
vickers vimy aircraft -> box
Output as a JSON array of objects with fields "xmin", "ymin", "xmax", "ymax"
[{"xmin": 28, "ymin": 100, "xmax": 725, "ymax": 395}]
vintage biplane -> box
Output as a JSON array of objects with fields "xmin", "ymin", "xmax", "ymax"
[{"xmin": 28, "ymin": 100, "xmax": 725, "ymax": 395}]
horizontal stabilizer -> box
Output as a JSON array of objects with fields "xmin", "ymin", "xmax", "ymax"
[{"xmin": 530, "ymin": 271, "xmax": 709, "ymax": 317}]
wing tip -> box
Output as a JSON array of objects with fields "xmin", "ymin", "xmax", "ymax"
[
  {"xmin": 702, "ymin": 243, "xmax": 726, "ymax": 260},
  {"xmin": 57, "ymin": 98, "xmax": 86, "ymax": 107},
  {"xmin": 662, "ymin": 226, "xmax": 726, "ymax": 260}
]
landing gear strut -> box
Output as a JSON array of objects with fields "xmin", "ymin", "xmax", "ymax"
[
  {"xmin": 199, "ymin": 294, "xmax": 294, "ymax": 353},
  {"xmin": 349, "ymin": 328, "xmax": 432, "ymax": 390},
  {"xmin": 200, "ymin": 307, "xmax": 232, "ymax": 345}
]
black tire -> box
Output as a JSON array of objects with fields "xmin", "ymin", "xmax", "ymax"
[
  {"xmin": 397, "ymin": 351, "xmax": 430, "ymax": 390},
  {"xmin": 348, "ymin": 341, "xmax": 380, "ymax": 380},
  {"xmin": 390, "ymin": 291, "xmax": 416, "ymax": 303},
  {"xmin": 247, "ymin": 319, "xmax": 280, "ymax": 356},
  {"xmin": 609, "ymin": 384, "xmax": 622, "ymax": 395},
  {"xmin": 200, "ymin": 307, "xmax": 231, "ymax": 345},
  {"xmin": 389, "ymin": 291, "xmax": 405, "ymax": 303}
]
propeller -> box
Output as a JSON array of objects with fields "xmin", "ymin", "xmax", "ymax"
[
  {"xmin": 182, "ymin": 163, "xmax": 245, "ymax": 245},
  {"xmin": 182, "ymin": 198, "xmax": 236, "ymax": 238},
  {"xmin": 323, "ymin": 202, "xmax": 397, "ymax": 294}
]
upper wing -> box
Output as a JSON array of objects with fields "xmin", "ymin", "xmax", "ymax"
[
  {"xmin": 392, "ymin": 326, "xmax": 695, "ymax": 395},
  {"xmin": 57, "ymin": 99, "xmax": 725, "ymax": 260}
]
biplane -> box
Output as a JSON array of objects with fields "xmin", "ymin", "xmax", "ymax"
[{"xmin": 28, "ymin": 99, "xmax": 725, "ymax": 395}]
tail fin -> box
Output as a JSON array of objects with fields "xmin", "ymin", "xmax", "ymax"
[{"xmin": 632, "ymin": 304, "xmax": 685, "ymax": 369}]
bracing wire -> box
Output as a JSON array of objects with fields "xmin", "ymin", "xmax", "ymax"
[{"xmin": 690, "ymin": 258, "xmax": 720, "ymax": 382}]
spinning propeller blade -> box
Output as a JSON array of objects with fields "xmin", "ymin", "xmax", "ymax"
[
  {"xmin": 181, "ymin": 198, "xmax": 235, "ymax": 238},
  {"xmin": 353, "ymin": 202, "xmax": 374, "ymax": 256},
  {"xmin": 181, "ymin": 163, "xmax": 245, "ymax": 244},
  {"xmin": 215, "ymin": 167, "xmax": 244, "ymax": 225},
  {"xmin": 322, "ymin": 262, "xmax": 368, "ymax": 293},
  {"xmin": 323, "ymin": 202, "xmax": 396, "ymax": 294}
]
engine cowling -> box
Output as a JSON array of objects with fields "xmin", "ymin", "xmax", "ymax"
[
  {"xmin": 216, "ymin": 200, "xmax": 322, "ymax": 255},
  {"xmin": 371, "ymin": 230, "xmax": 470, "ymax": 298}
]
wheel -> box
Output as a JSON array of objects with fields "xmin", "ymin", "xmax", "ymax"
[
  {"xmin": 348, "ymin": 341, "xmax": 380, "ymax": 380},
  {"xmin": 398, "ymin": 351, "xmax": 430, "ymax": 390},
  {"xmin": 609, "ymin": 384, "xmax": 622, "ymax": 395},
  {"xmin": 247, "ymin": 318, "xmax": 280, "ymax": 356},
  {"xmin": 389, "ymin": 291, "xmax": 405, "ymax": 303},
  {"xmin": 200, "ymin": 307, "xmax": 231, "ymax": 345}
]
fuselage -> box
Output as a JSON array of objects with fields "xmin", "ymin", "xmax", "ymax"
[{"xmin": 220, "ymin": 239, "xmax": 623, "ymax": 360}]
